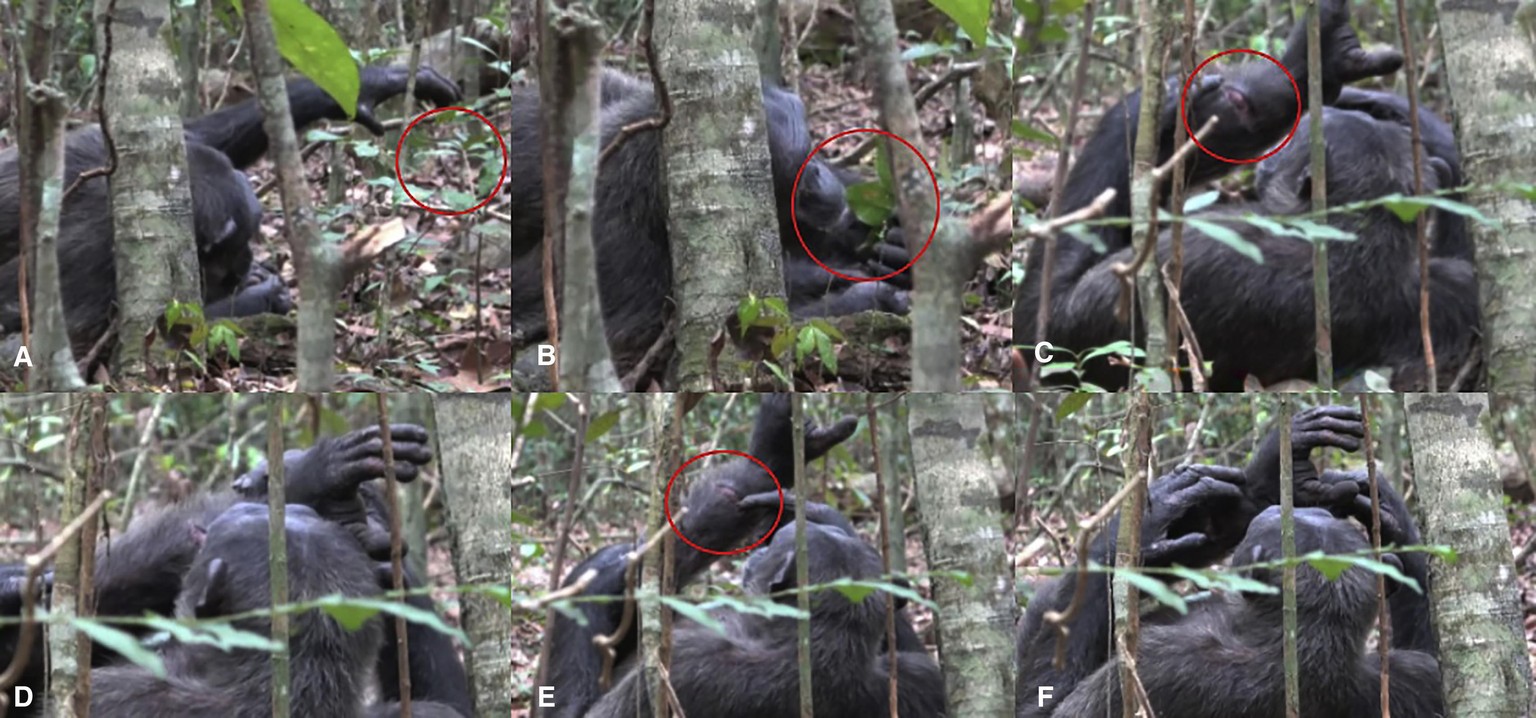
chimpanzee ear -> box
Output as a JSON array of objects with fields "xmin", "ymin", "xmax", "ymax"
[
  {"xmin": 188, "ymin": 521, "xmax": 208, "ymax": 549},
  {"xmin": 191, "ymin": 558, "xmax": 229, "ymax": 620},
  {"xmin": 764, "ymin": 551, "xmax": 798, "ymax": 595}
]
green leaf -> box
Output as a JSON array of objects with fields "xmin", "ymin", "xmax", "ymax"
[
  {"xmin": 585, "ymin": 410, "xmax": 621, "ymax": 442},
  {"xmin": 1187, "ymin": 219, "xmax": 1262, "ymax": 263},
  {"xmin": 815, "ymin": 331, "xmax": 838, "ymax": 373},
  {"xmin": 661, "ymin": 596, "xmax": 725, "ymax": 635},
  {"xmin": 929, "ymin": 0, "xmax": 992, "ymax": 47},
  {"xmin": 1182, "ymin": 191, "xmax": 1218, "ymax": 213},
  {"xmin": 1115, "ymin": 570, "xmax": 1187, "ymax": 614},
  {"xmin": 1055, "ymin": 393, "xmax": 1091, "ymax": 421},
  {"xmin": 256, "ymin": 0, "xmax": 360, "ymax": 123},
  {"xmin": 78, "ymin": 620, "xmax": 167, "ymax": 677},
  {"xmin": 1012, "ymin": 119, "xmax": 1055, "ymax": 144}
]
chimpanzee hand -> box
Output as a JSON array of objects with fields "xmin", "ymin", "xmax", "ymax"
[
  {"xmin": 206, "ymin": 263, "xmax": 293, "ymax": 318},
  {"xmin": 232, "ymin": 424, "xmax": 433, "ymax": 559},
  {"xmin": 355, "ymin": 66, "xmax": 463, "ymax": 136},
  {"xmin": 1248, "ymin": 405, "xmax": 1365, "ymax": 507},
  {"xmin": 738, "ymin": 490, "xmax": 858, "ymax": 537},
  {"xmin": 750, "ymin": 395, "xmax": 860, "ymax": 487},
  {"xmin": 1286, "ymin": 0, "xmax": 1403, "ymax": 102},
  {"xmin": 1141, "ymin": 464, "xmax": 1248, "ymax": 569},
  {"xmin": 1318, "ymin": 0, "xmax": 1404, "ymax": 87}
]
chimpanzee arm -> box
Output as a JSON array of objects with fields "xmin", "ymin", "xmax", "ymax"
[
  {"xmin": 1323, "ymin": 467, "xmax": 1436, "ymax": 657},
  {"xmin": 1045, "ymin": 0, "xmax": 1401, "ymax": 247},
  {"xmin": 231, "ymin": 423, "xmax": 434, "ymax": 559},
  {"xmin": 92, "ymin": 493, "xmax": 238, "ymax": 623},
  {"xmin": 372, "ymin": 561, "xmax": 473, "ymax": 717},
  {"xmin": 184, "ymin": 65, "xmax": 462, "ymax": 170},
  {"xmin": 1017, "ymin": 465, "xmax": 1245, "ymax": 716},
  {"xmin": 355, "ymin": 483, "xmax": 473, "ymax": 717}
]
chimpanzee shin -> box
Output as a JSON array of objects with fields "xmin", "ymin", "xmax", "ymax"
[
  {"xmin": 1016, "ymin": 405, "xmax": 1441, "ymax": 717},
  {"xmin": 0, "ymin": 424, "xmax": 470, "ymax": 717},
  {"xmin": 0, "ymin": 65, "xmax": 462, "ymax": 357},
  {"xmin": 510, "ymin": 72, "xmax": 911, "ymax": 375}
]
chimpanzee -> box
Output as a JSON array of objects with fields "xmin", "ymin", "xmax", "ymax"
[
  {"xmin": 1017, "ymin": 405, "xmax": 1441, "ymax": 717},
  {"xmin": 542, "ymin": 395, "xmax": 857, "ymax": 717},
  {"xmin": 0, "ymin": 424, "xmax": 471, "ymax": 717},
  {"xmin": 1044, "ymin": 106, "xmax": 1480, "ymax": 390},
  {"xmin": 89, "ymin": 502, "xmax": 411, "ymax": 717},
  {"xmin": 510, "ymin": 71, "xmax": 911, "ymax": 376},
  {"xmin": 583, "ymin": 492, "xmax": 946, "ymax": 718},
  {"xmin": 1332, "ymin": 85, "xmax": 1468, "ymax": 260},
  {"xmin": 1014, "ymin": 0, "xmax": 1476, "ymax": 389},
  {"xmin": 0, "ymin": 65, "xmax": 462, "ymax": 358}
]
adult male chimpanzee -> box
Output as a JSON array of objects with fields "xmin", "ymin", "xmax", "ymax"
[
  {"xmin": 0, "ymin": 65, "xmax": 462, "ymax": 357},
  {"xmin": 1016, "ymin": 405, "xmax": 1442, "ymax": 717},
  {"xmin": 584, "ymin": 493, "xmax": 946, "ymax": 718},
  {"xmin": 1014, "ymin": 0, "xmax": 1485, "ymax": 389},
  {"xmin": 0, "ymin": 424, "xmax": 471, "ymax": 717},
  {"xmin": 510, "ymin": 71, "xmax": 912, "ymax": 376},
  {"xmin": 542, "ymin": 395, "xmax": 946, "ymax": 717},
  {"xmin": 1043, "ymin": 106, "xmax": 1480, "ymax": 390},
  {"xmin": 87, "ymin": 502, "xmax": 460, "ymax": 718}
]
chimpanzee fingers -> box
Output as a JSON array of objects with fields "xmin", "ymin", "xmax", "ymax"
[
  {"xmin": 1144, "ymin": 533, "xmax": 1212, "ymax": 565},
  {"xmin": 349, "ymin": 522, "xmax": 403, "ymax": 563},
  {"xmin": 738, "ymin": 490, "xmax": 784, "ymax": 511},
  {"xmin": 353, "ymin": 104, "xmax": 388, "ymax": 136},
  {"xmin": 872, "ymin": 237, "xmax": 911, "ymax": 268},
  {"xmin": 804, "ymin": 416, "xmax": 860, "ymax": 461},
  {"xmin": 1335, "ymin": 47, "xmax": 1404, "ymax": 85},
  {"xmin": 1296, "ymin": 476, "xmax": 1362, "ymax": 511},
  {"xmin": 413, "ymin": 66, "xmax": 464, "ymax": 107},
  {"xmin": 1291, "ymin": 405, "xmax": 1364, "ymax": 454}
]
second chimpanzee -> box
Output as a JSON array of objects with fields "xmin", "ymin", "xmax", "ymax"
[
  {"xmin": 1043, "ymin": 106, "xmax": 1479, "ymax": 390},
  {"xmin": 583, "ymin": 493, "xmax": 946, "ymax": 717},
  {"xmin": 0, "ymin": 65, "xmax": 462, "ymax": 359},
  {"xmin": 1017, "ymin": 406, "xmax": 1441, "ymax": 717},
  {"xmin": 510, "ymin": 72, "xmax": 912, "ymax": 376},
  {"xmin": 87, "ymin": 502, "xmax": 464, "ymax": 718},
  {"xmin": 1015, "ymin": 0, "xmax": 1467, "ymax": 388},
  {"xmin": 0, "ymin": 424, "xmax": 471, "ymax": 717}
]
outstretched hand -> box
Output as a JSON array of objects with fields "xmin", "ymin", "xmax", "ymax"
[{"xmin": 355, "ymin": 65, "xmax": 463, "ymax": 135}]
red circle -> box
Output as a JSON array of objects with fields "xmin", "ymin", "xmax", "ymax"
[
  {"xmin": 394, "ymin": 106, "xmax": 510, "ymax": 216},
  {"xmin": 791, "ymin": 128, "xmax": 939, "ymax": 283},
  {"xmin": 663, "ymin": 449, "xmax": 784, "ymax": 556},
  {"xmin": 1178, "ymin": 49, "xmax": 1301, "ymax": 164}
]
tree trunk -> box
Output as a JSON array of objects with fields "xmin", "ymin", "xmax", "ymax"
[
  {"xmin": 436, "ymin": 395, "xmax": 515, "ymax": 716},
  {"xmin": 1434, "ymin": 1, "xmax": 1536, "ymax": 390},
  {"xmin": 1404, "ymin": 393, "xmax": 1532, "ymax": 716},
  {"xmin": 908, "ymin": 394, "xmax": 1017, "ymax": 715}
]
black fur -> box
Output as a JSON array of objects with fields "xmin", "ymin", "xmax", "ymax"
[
  {"xmin": 1016, "ymin": 405, "xmax": 1440, "ymax": 717},
  {"xmin": 585, "ymin": 497, "xmax": 945, "ymax": 717},
  {"xmin": 1045, "ymin": 108, "xmax": 1478, "ymax": 390},
  {"xmin": 510, "ymin": 72, "xmax": 910, "ymax": 376},
  {"xmin": 0, "ymin": 66, "xmax": 461, "ymax": 357},
  {"xmin": 543, "ymin": 395, "xmax": 893, "ymax": 718},
  {"xmin": 1013, "ymin": 0, "xmax": 1471, "ymax": 390},
  {"xmin": 0, "ymin": 424, "xmax": 469, "ymax": 717}
]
